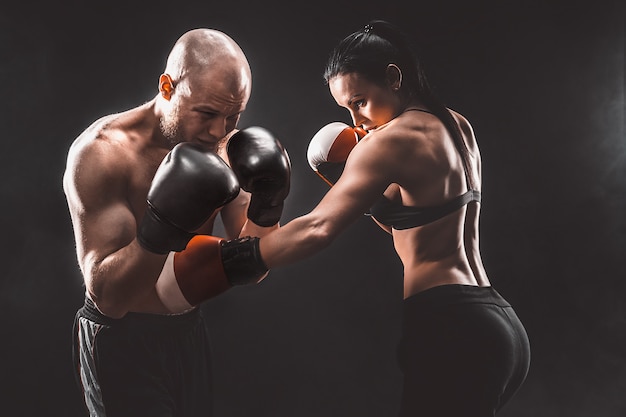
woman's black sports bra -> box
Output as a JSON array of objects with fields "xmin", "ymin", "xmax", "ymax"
[
  {"xmin": 368, "ymin": 108, "xmax": 481, "ymax": 230},
  {"xmin": 369, "ymin": 189, "xmax": 481, "ymax": 230}
]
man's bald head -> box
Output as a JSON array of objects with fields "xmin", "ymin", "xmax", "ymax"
[
  {"xmin": 157, "ymin": 29, "xmax": 253, "ymax": 147},
  {"xmin": 164, "ymin": 28, "xmax": 252, "ymax": 98}
]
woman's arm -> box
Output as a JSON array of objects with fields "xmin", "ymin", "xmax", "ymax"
[{"xmin": 258, "ymin": 134, "xmax": 394, "ymax": 268}]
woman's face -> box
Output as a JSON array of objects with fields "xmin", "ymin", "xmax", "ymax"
[{"xmin": 329, "ymin": 71, "xmax": 401, "ymax": 132}]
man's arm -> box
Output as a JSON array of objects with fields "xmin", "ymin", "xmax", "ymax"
[
  {"xmin": 63, "ymin": 139, "xmax": 167, "ymax": 318},
  {"xmin": 220, "ymin": 191, "xmax": 280, "ymax": 239}
]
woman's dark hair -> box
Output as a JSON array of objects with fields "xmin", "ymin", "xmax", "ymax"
[{"xmin": 324, "ymin": 20, "xmax": 475, "ymax": 188}]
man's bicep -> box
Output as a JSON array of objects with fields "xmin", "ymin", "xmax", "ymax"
[
  {"xmin": 66, "ymin": 150, "xmax": 136, "ymax": 271},
  {"xmin": 74, "ymin": 194, "xmax": 137, "ymax": 272}
]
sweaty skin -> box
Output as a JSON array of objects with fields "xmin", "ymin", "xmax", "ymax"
[
  {"xmin": 63, "ymin": 29, "xmax": 273, "ymax": 318},
  {"xmin": 258, "ymin": 71, "xmax": 490, "ymax": 298}
]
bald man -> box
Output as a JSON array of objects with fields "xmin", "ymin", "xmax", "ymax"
[{"xmin": 64, "ymin": 28, "xmax": 288, "ymax": 416}]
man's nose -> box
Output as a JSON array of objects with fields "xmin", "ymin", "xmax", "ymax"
[{"xmin": 206, "ymin": 118, "xmax": 227, "ymax": 140}]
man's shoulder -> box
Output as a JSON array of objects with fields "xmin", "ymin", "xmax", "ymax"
[
  {"xmin": 70, "ymin": 108, "xmax": 149, "ymax": 161},
  {"xmin": 68, "ymin": 125, "xmax": 113, "ymax": 169},
  {"xmin": 64, "ymin": 113, "xmax": 137, "ymax": 187}
]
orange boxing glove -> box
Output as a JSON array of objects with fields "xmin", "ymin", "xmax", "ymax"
[
  {"xmin": 306, "ymin": 122, "xmax": 367, "ymax": 187},
  {"xmin": 155, "ymin": 235, "xmax": 268, "ymax": 312}
]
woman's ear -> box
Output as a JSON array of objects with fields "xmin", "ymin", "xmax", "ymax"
[{"xmin": 386, "ymin": 64, "xmax": 402, "ymax": 91}]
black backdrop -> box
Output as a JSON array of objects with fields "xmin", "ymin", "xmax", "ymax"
[{"xmin": 2, "ymin": 0, "xmax": 624, "ymax": 416}]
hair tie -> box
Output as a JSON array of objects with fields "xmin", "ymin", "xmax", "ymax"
[{"xmin": 363, "ymin": 24, "xmax": 373, "ymax": 33}]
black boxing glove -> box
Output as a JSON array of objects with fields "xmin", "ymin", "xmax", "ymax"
[
  {"xmin": 227, "ymin": 126, "xmax": 291, "ymax": 227},
  {"xmin": 138, "ymin": 143, "xmax": 240, "ymax": 254}
]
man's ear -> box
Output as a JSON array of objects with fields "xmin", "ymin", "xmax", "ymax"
[
  {"xmin": 386, "ymin": 64, "xmax": 402, "ymax": 91},
  {"xmin": 159, "ymin": 74, "xmax": 175, "ymax": 100}
]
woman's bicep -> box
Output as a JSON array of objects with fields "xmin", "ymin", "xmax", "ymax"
[{"xmin": 313, "ymin": 143, "xmax": 392, "ymax": 229}]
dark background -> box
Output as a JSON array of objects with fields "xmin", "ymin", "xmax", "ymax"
[{"xmin": 2, "ymin": 0, "xmax": 624, "ymax": 416}]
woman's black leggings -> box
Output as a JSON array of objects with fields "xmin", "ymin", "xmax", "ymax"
[{"xmin": 397, "ymin": 284, "xmax": 531, "ymax": 417}]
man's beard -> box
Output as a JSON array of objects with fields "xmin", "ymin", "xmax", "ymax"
[{"xmin": 160, "ymin": 104, "xmax": 183, "ymax": 146}]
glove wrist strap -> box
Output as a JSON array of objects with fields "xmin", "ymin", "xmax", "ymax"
[{"xmin": 221, "ymin": 236, "xmax": 269, "ymax": 285}]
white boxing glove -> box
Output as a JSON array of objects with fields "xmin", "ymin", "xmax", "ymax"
[{"xmin": 306, "ymin": 122, "xmax": 367, "ymax": 186}]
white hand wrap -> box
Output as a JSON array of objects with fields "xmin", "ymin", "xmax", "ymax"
[
  {"xmin": 154, "ymin": 235, "xmax": 232, "ymax": 313},
  {"xmin": 155, "ymin": 252, "xmax": 194, "ymax": 313}
]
